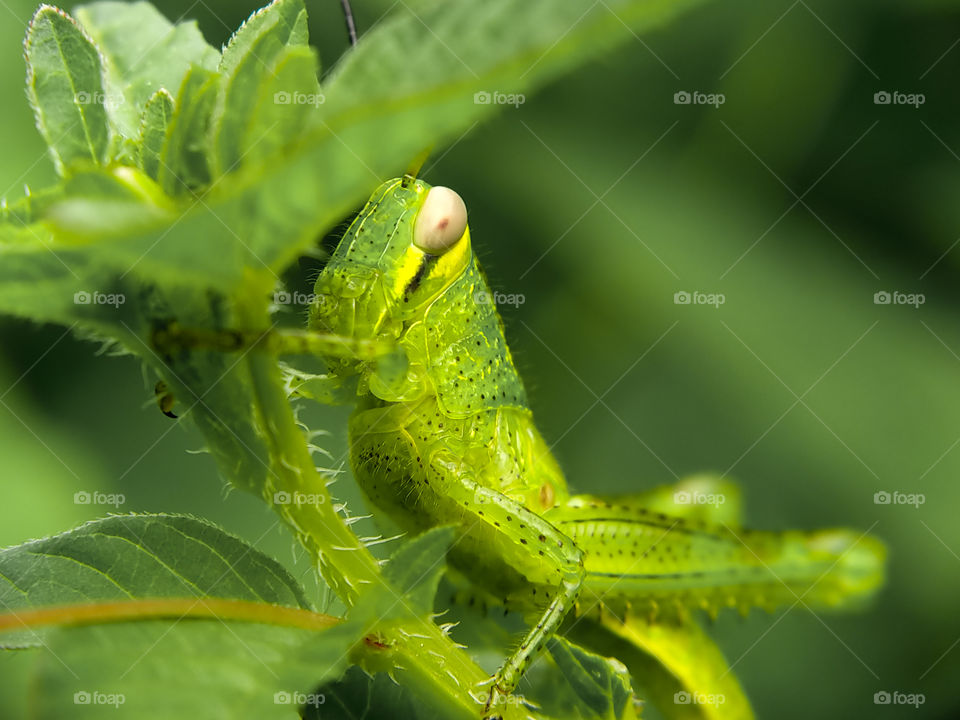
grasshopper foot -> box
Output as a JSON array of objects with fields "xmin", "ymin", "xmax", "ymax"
[{"xmin": 480, "ymin": 676, "xmax": 509, "ymax": 719}]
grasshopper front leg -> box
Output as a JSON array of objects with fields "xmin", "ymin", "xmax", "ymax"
[
  {"xmin": 151, "ymin": 320, "xmax": 392, "ymax": 361},
  {"xmin": 149, "ymin": 320, "xmax": 399, "ymax": 415},
  {"xmin": 280, "ymin": 363, "xmax": 353, "ymax": 405}
]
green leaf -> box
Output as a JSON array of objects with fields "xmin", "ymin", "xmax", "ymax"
[
  {"xmin": 138, "ymin": 88, "xmax": 174, "ymax": 180},
  {"xmin": 219, "ymin": 0, "xmax": 308, "ymax": 76},
  {"xmin": 29, "ymin": 617, "xmax": 359, "ymax": 720},
  {"xmin": 0, "ymin": 514, "xmax": 359, "ymax": 720},
  {"xmin": 25, "ymin": 5, "xmax": 110, "ymax": 173},
  {"xmin": 570, "ymin": 617, "xmax": 754, "ymax": 720},
  {"xmin": 212, "ymin": 0, "xmax": 311, "ymax": 176},
  {"xmin": 354, "ymin": 526, "xmax": 456, "ymax": 623},
  {"xmin": 73, "ymin": 1, "xmax": 220, "ymax": 143},
  {"xmin": 47, "ymin": 166, "xmax": 173, "ymax": 236},
  {"xmin": 546, "ymin": 636, "xmax": 638, "ymax": 720},
  {"xmin": 158, "ymin": 66, "xmax": 221, "ymax": 195},
  {"xmin": 312, "ymin": 666, "xmax": 444, "ymax": 720},
  {"xmin": 242, "ymin": 46, "xmax": 322, "ymax": 166},
  {"xmin": 0, "ymin": 229, "xmax": 142, "ymax": 340},
  {"xmin": 382, "ymin": 526, "xmax": 455, "ymax": 615},
  {"xmin": 0, "ymin": 513, "xmax": 313, "ymax": 648},
  {"xmin": 0, "ymin": 512, "xmax": 312, "ymax": 609},
  {"xmin": 3, "ymin": 0, "xmax": 710, "ymax": 316}
]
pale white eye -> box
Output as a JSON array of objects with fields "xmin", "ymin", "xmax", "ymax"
[{"xmin": 413, "ymin": 186, "xmax": 467, "ymax": 253}]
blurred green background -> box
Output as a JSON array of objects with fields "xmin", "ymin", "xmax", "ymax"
[{"xmin": 1, "ymin": 0, "xmax": 959, "ymax": 717}]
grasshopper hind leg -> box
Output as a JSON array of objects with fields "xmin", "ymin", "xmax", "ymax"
[{"xmin": 546, "ymin": 493, "xmax": 885, "ymax": 621}]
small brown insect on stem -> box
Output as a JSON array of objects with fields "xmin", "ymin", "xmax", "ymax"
[{"xmin": 363, "ymin": 633, "xmax": 391, "ymax": 650}]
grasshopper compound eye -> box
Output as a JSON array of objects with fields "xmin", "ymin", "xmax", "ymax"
[{"xmin": 413, "ymin": 186, "xmax": 467, "ymax": 254}]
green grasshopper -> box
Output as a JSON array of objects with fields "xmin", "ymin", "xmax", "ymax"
[{"xmin": 277, "ymin": 175, "xmax": 885, "ymax": 716}]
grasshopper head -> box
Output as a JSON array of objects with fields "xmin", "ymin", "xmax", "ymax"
[{"xmin": 309, "ymin": 177, "xmax": 471, "ymax": 345}]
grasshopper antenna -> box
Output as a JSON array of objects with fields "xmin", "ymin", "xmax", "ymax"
[
  {"xmin": 401, "ymin": 146, "xmax": 433, "ymax": 187},
  {"xmin": 339, "ymin": 0, "xmax": 358, "ymax": 46}
]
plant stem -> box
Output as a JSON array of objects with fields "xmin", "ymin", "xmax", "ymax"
[{"xmin": 233, "ymin": 277, "xmax": 532, "ymax": 720}]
